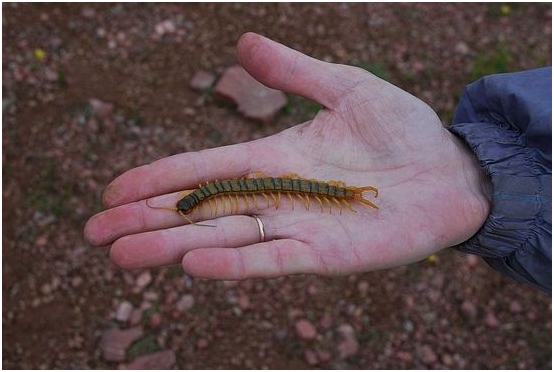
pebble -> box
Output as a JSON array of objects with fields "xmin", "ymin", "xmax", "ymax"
[
  {"xmin": 120, "ymin": 349, "xmax": 176, "ymax": 369},
  {"xmin": 461, "ymin": 300, "xmax": 478, "ymax": 320},
  {"xmin": 336, "ymin": 324, "xmax": 359, "ymax": 359},
  {"xmin": 176, "ymin": 294, "xmax": 195, "ymax": 312},
  {"xmin": 237, "ymin": 293, "xmax": 250, "ymax": 311},
  {"xmin": 418, "ymin": 344, "xmax": 438, "ymax": 365},
  {"xmin": 99, "ymin": 326, "xmax": 144, "ymax": 362},
  {"xmin": 509, "ymin": 300, "xmax": 523, "ymax": 313},
  {"xmin": 148, "ymin": 312, "xmax": 163, "ymax": 329},
  {"xmin": 135, "ymin": 271, "xmax": 152, "ymax": 291},
  {"xmin": 484, "ymin": 312, "xmax": 499, "ymax": 328},
  {"xmin": 154, "ymin": 20, "xmax": 176, "ymax": 36},
  {"xmin": 115, "ymin": 300, "xmax": 134, "ymax": 323},
  {"xmin": 190, "ymin": 70, "xmax": 216, "ymax": 91},
  {"xmin": 295, "ymin": 319, "xmax": 317, "ymax": 340},
  {"xmin": 88, "ymin": 98, "xmax": 114, "ymax": 120},
  {"xmin": 304, "ymin": 349, "xmax": 319, "ymax": 365},
  {"xmin": 396, "ymin": 351, "xmax": 413, "ymax": 363}
]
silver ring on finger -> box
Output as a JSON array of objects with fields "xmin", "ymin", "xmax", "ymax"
[{"xmin": 253, "ymin": 215, "xmax": 265, "ymax": 243}]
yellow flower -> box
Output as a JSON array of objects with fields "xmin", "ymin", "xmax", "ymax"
[
  {"xmin": 500, "ymin": 4, "xmax": 511, "ymax": 16},
  {"xmin": 34, "ymin": 48, "xmax": 46, "ymax": 62}
]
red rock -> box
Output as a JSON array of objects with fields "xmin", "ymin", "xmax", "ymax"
[
  {"xmin": 99, "ymin": 326, "xmax": 143, "ymax": 362},
  {"xmin": 149, "ymin": 312, "xmax": 163, "ymax": 329},
  {"xmin": 461, "ymin": 300, "xmax": 478, "ymax": 320},
  {"xmin": 396, "ymin": 351, "xmax": 413, "ymax": 363},
  {"xmin": 295, "ymin": 319, "xmax": 317, "ymax": 340},
  {"xmin": 214, "ymin": 65, "xmax": 287, "ymax": 123},
  {"xmin": 485, "ymin": 312, "xmax": 499, "ymax": 328},
  {"xmin": 418, "ymin": 345, "xmax": 437, "ymax": 365},
  {"xmin": 336, "ymin": 324, "xmax": 359, "ymax": 359},
  {"xmin": 304, "ymin": 349, "xmax": 319, "ymax": 365},
  {"xmin": 120, "ymin": 350, "xmax": 176, "ymax": 369}
]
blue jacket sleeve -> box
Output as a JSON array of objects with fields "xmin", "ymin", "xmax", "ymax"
[{"xmin": 448, "ymin": 67, "xmax": 552, "ymax": 293}]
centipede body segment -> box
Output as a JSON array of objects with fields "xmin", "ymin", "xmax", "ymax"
[{"xmin": 173, "ymin": 175, "xmax": 378, "ymax": 224}]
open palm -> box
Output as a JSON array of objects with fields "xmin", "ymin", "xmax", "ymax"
[{"xmin": 84, "ymin": 33, "xmax": 490, "ymax": 279}]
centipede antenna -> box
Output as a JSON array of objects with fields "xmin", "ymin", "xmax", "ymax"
[{"xmin": 145, "ymin": 198, "xmax": 178, "ymax": 212}]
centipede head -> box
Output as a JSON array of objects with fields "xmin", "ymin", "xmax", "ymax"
[{"xmin": 176, "ymin": 197, "xmax": 195, "ymax": 215}]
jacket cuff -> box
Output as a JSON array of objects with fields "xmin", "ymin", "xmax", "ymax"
[{"xmin": 448, "ymin": 121, "xmax": 552, "ymax": 293}]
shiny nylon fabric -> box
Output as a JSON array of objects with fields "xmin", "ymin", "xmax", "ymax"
[{"xmin": 448, "ymin": 67, "xmax": 552, "ymax": 293}]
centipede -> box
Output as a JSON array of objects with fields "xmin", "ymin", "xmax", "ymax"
[{"xmin": 150, "ymin": 174, "xmax": 378, "ymax": 224}]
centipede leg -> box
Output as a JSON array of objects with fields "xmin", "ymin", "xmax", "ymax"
[
  {"xmin": 314, "ymin": 194, "xmax": 324, "ymax": 212},
  {"xmin": 297, "ymin": 194, "xmax": 310, "ymax": 210},
  {"xmin": 331, "ymin": 197, "xmax": 342, "ymax": 215},
  {"xmin": 244, "ymin": 193, "xmax": 251, "ymax": 210},
  {"xmin": 321, "ymin": 195, "xmax": 332, "ymax": 213},
  {"xmin": 358, "ymin": 198, "xmax": 379, "ymax": 209},
  {"xmin": 286, "ymin": 193, "xmax": 295, "ymax": 210},
  {"xmin": 342, "ymin": 199, "xmax": 356, "ymax": 213},
  {"xmin": 262, "ymin": 193, "xmax": 270, "ymax": 208}
]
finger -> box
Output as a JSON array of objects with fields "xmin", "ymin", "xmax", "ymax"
[
  {"xmin": 109, "ymin": 215, "xmax": 266, "ymax": 270},
  {"xmin": 85, "ymin": 186, "xmax": 289, "ymax": 247},
  {"xmin": 236, "ymin": 32, "xmax": 377, "ymax": 110},
  {"xmin": 102, "ymin": 142, "xmax": 260, "ymax": 208},
  {"xmin": 84, "ymin": 192, "xmax": 184, "ymax": 246},
  {"xmin": 181, "ymin": 239, "xmax": 322, "ymax": 280}
]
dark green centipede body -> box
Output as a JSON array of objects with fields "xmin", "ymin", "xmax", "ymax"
[{"xmin": 177, "ymin": 177, "xmax": 353, "ymax": 214}]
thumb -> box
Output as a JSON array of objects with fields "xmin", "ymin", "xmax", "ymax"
[{"xmin": 236, "ymin": 32, "xmax": 374, "ymax": 110}]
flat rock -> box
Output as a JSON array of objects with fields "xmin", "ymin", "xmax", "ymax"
[
  {"xmin": 214, "ymin": 65, "xmax": 287, "ymax": 123},
  {"xmin": 120, "ymin": 349, "xmax": 176, "ymax": 369},
  {"xmin": 100, "ymin": 326, "xmax": 144, "ymax": 362}
]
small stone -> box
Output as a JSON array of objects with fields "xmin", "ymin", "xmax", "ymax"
[
  {"xmin": 509, "ymin": 300, "xmax": 523, "ymax": 313},
  {"xmin": 295, "ymin": 319, "xmax": 317, "ymax": 340},
  {"xmin": 465, "ymin": 254, "xmax": 479, "ymax": 268},
  {"xmin": 461, "ymin": 300, "xmax": 478, "ymax": 320},
  {"xmin": 190, "ymin": 70, "xmax": 216, "ymax": 91},
  {"xmin": 120, "ymin": 350, "xmax": 176, "ymax": 369},
  {"xmin": 304, "ymin": 349, "xmax": 319, "ymax": 365},
  {"xmin": 81, "ymin": 6, "xmax": 96, "ymax": 19},
  {"xmin": 155, "ymin": 20, "xmax": 176, "ymax": 36},
  {"xmin": 357, "ymin": 280, "xmax": 369, "ymax": 297},
  {"xmin": 396, "ymin": 351, "xmax": 413, "ymax": 363},
  {"xmin": 319, "ymin": 312, "xmax": 333, "ymax": 329},
  {"xmin": 418, "ymin": 344, "xmax": 437, "ymax": 365},
  {"xmin": 99, "ymin": 326, "xmax": 144, "ymax": 362},
  {"xmin": 135, "ymin": 271, "xmax": 152, "ymax": 291},
  {"xmin": 176, "ymin": 294, "xmax": 195, "ymax": 312},
  {"xmin": 455, "ymin": 41, "xmax": 471, "ymax": 55},
  {"xmin": 484, "ymin": 312, "xmax": 499, "ymax": 328},
  {"xmin": 238, "ymin": 293, "xmax": 250, "ymax": 310},
  {"xmin": 197, "ymin": 338, "xmax": 209, "ymax": 349},
  {"xmin": 149, "ymin": 312, "xmax": 163, "ymax": 329},
  {"xmin": 115, "ymin": 300, "xmax": 134, "ymax": 323},
  {"xmin": 214, "ymin": 65, "xmax": 287, "ymax": 123},
  {"xmin": 336, "ymin": 324, "xmax": 359, "ymax": 359},
  {"xmin": 88, "ymin": 98, "xmax": 114, "ymax": 120}
]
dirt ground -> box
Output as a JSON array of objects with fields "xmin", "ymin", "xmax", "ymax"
[{"xmin": 2, "ymin": 3, "xmax": 552, "ymax": 369}]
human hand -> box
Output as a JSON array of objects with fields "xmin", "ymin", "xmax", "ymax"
[{"xmin": 84, "ymin": 32, "xmax": 491, "ymax": 279}]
